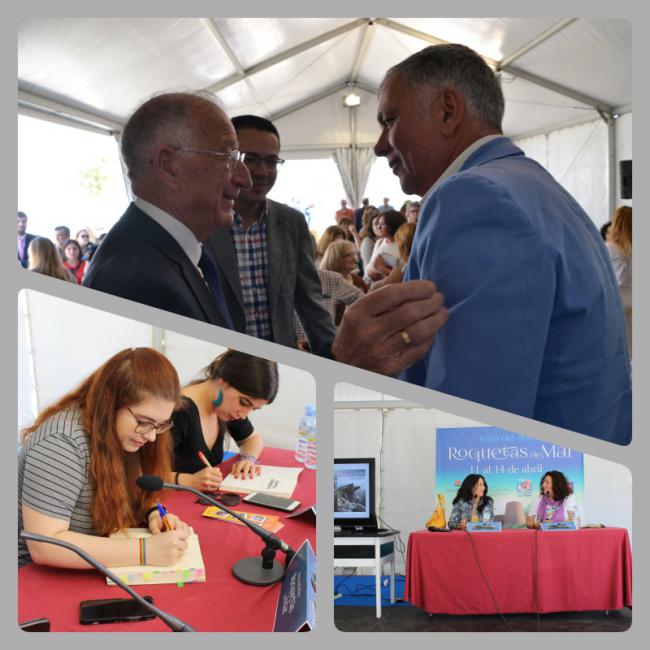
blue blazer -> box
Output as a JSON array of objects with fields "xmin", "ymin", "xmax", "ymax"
[{"xmin": 404, "ymin": 137, "xmax": 631, "ymax": 444}]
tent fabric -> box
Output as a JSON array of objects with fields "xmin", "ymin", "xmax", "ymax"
[
  {"xmin": 18, "ymin": 18, "xmax": 632, "ymax": 224},
  {"xmin": 332, "ymin": 146, "xmax": 376, "ymax": 207},
  {"xmin": 18, "ymin": 17, "xmax": 631, "ymax": 144}
]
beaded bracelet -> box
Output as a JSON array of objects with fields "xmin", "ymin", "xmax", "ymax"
[
  {"xmin": 239, "ymin": 452, "xmax": 258, "ymax": 464},
  {"xmin": 139, "ymin": 537, "xmax": 147, "ymax": 565}
]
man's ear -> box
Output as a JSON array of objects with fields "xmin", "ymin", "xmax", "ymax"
[
  {"xmin": 438, "ymin": 86, "xmax": 465, "ymax": 137},
  {"xmin": 152, "ymin": 145, "xmax": 181, "ymax": 190}
]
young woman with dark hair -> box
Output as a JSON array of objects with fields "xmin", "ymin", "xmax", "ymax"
[
  {"xmin": 170, "ymin": 350, "xmax": 279, "ymax": 492},
  {"xmin": 62, "ymin": 238, "xmax": 87, "ymax": 284},
  {"xmin": 526, "ymin": 470, "xmax": 576, "ymax": 528},
  {"xmin": 19, "ymin": 348, "xmax": 189, "ymax": 568},
  {"xmin": 358, "ymin": 207, "xmax": 380, "ymax": 270},
  {"xmin": 447, "ymin": 474, "xmax": 494, "ymax": 530},
  {"xmin": 364, "ymin": 210, "xmax": 407, "ymax": 284}
]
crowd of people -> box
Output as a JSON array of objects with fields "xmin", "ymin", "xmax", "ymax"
[
  {"xmin": 15, "ymin": 42, "xmax": 632, "ymax": 443},
  {"xmin": 306, "ymin": 198, "xmax": 420, "ymax": 326},
  {"xmin": 18, "ymin": 348, "xmax": 275, "ymax": 569},
  {"xmin": 17, "ymin": 213, "xmax": 102, "ymax": 285}
]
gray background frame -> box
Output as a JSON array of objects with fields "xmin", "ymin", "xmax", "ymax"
[{"xmin": 3, "ymin": 1, "xmax": 646, "ymax": 647}]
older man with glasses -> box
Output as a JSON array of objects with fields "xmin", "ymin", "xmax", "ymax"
[
  {"xmin": 204, "ymin": 114, "xmax": 336, "ymax": 355},
  {"xmin": 84, "ymin": 92, "xmax": 252, "ymax": 327},
  {"xmin": 85, "ymin": 94, "xmax": 448, "ymax": 381}
]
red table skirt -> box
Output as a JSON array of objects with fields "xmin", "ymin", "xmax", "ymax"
[
  {"xmin": 405, "ymin": 528, "xmax": 632, "ymax": 615},
  {"xmin": 18, "ymin": 448, "xmax": 315, "ymax": 631}
]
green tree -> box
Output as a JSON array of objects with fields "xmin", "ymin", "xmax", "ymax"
[{"xmin": 80, "ymin": 157, "xmax": 110, "ymax": 197}]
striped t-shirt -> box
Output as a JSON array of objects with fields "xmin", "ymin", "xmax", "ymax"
[{"xmin": 18, "ymin": 408, "xmax": 94, "ymax": 567}]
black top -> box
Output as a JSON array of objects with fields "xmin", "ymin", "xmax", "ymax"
[{"xmin": 171, "ymin": 396, "xmax": 254, "ymax": 473}]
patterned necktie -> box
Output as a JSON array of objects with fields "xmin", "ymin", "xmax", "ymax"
[{"xmin": 198, "ymin": 246, "xmax": 234, "ymax": 329}]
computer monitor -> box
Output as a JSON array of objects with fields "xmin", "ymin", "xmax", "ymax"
[{"xmin": 334, "ymin": 457, "xmax": 377, "ymax": 532}]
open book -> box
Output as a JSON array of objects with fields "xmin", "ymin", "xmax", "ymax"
[
  {"xmin": 219, "ymin": 465, "xmax": 303, "ymax": 498},
  {"xmin": 107, "ymin": 527, "xmax": 206, "ymax": 586}
]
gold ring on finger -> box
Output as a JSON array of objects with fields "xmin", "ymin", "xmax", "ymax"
[{"xmin": 400, "ymin": 329, "xmax": 412, "ymax": 345}]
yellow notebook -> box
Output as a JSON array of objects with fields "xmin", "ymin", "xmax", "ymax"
[{"xmin": 107, "ymin": 528, "xmax": 206, "ymax": 586}]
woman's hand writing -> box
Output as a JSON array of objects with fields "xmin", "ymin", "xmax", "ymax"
[
  {"xmin": 145, "ymin": 529, "xmax": 190, "ymax": 565},
  {"xmin": 192, "ymin": 466, "xmax": 223, "ymax": 492}
]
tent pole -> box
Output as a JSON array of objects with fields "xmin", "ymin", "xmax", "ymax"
[
  {"xmin": 350, "ymin": 106, "xmax": 358, "ymax": 206},
  {"xmin": 151, "ymin": 327, "xmax": 165, "ymax": 354},
  {"xmin": 20, "ymin": 291, "xmax": 40, "ymax": 419},
  {"xmin": 607, "ymin": 116, "xmax": 617, "ymax": 219}
]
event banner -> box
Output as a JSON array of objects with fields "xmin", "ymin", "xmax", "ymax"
[{"xmin": 436, "ymin": 427, "xmax": 584, "ymax": 527}]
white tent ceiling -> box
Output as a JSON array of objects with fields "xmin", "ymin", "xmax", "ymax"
[{"xmin": 18, "ymin": 17, "xmax": 631, "ymax": 154}]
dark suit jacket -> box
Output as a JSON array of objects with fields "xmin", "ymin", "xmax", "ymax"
[
  {"xmin": 204, "ymin": 199, "xmax": 335, "ymax": 356},
  {"xmin": 83, "ymin": 203, "xmax": 227, "ymax": 326},
  {"xmin": 18, "ymin": 233, "xmax": 37, "ymax": 268}
]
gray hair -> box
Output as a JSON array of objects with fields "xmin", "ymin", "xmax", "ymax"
[
  {"xmin": 384, "ymin": 44, "xmax": 504, "ymax": 131},
  {"xmin": 120, "ymin": 92, "xmax": 222, "ymax": 181}
]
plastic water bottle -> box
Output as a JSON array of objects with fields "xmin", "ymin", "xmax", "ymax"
[
  {"xmin": 295, "ymin": 405, "xmax": 316, "ymax": 465},
  {"xmin": 302, "ymin": 406, "xmax": 317, "ymax": 470},
  {"xmin": 573, "ymin": 504, "xmax": 581, "ymax": 528}
]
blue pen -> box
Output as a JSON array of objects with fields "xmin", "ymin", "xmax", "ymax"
[{"xmin": 156, "ymin": 501, "xmax": 171, "ymax": 532}]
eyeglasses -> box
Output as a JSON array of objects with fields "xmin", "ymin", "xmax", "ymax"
[
  {"xmin": 242, "ymin": 153, "xmax": 285, "ymax": 171},
  {"xmin": 126, "ymin": 406, "xmax": 173, "ymax": 435},
  {"xmin": 175, "ymin": 147, "xmax": 244, "ymax": 171}
]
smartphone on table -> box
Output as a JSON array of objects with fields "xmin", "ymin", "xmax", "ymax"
[
  {"xmin": 79, "ymin": 596, "xmax": 155, "ymax": 625},
  {"xmin": 242, "ymin": 491, "xmax": 301, "ymax": 512}
]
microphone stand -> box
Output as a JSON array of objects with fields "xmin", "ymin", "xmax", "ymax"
[
  {"xmin": 20, "ymin": 531, "xmax": 195, "ymax": 632},
  {"xmin": 142, "ymin": 479, "xmax": 296, "ymax": 586}
]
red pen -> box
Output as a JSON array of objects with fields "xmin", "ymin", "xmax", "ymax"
[{"xmin": 198, "ymin": 451, "xmax": 212, "ymax": 468}]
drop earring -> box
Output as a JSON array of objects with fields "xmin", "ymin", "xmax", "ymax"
[{"xmin": 212, "ymin": 389, "xmax": 223, "ymax": 407}]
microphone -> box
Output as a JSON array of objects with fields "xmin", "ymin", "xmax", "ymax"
[
  {"xmin": 137, "ymin": 475, "xmax": 296, "ymax": 586},
  {"xmin": 20, "ymin": 530, "xmax": 195, "ymax": 632}
]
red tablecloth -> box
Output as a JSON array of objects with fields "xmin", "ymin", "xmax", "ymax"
[
  {"xmin": 405, "ymin": 528, "xmax": 632, "ymax": 615},
  {"xmin": 18, "ymin": 448, "xmax": 315, "ymax": 631}
]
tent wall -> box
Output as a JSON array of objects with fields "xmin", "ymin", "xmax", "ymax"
[
  {"xmin": 334, "ymin": 400, "xmax": 632, "ymax": 573},
  {"xmin": 17, "ymin": 290, "xmax": 314, "ymax": 450},
  {"xmin": 514, "ymin": 120, "xmax": 608, "ymax": 226},
  {"xmin": 513, "ymin": 112, "xmax": 632, "ymax": 227}
]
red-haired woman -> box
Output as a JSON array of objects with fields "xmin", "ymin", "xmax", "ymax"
[
  {"xmin": 19, "ymin": 348, "xmax": 190, "ymax": 568},
  {"xmin": 606, "ymin": 206, "xmax": 632, "ymax": 359}
]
